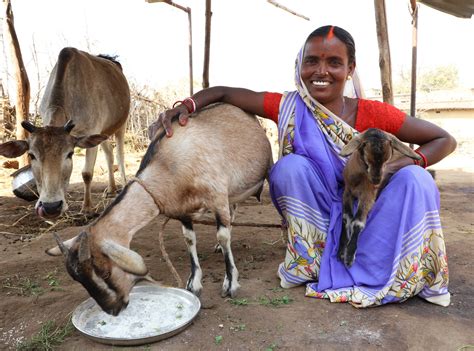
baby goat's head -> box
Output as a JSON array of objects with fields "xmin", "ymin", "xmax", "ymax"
[
  {"xmin": 46, "ymin": 232, "xmax": 152, "ymax": 315},
  {"xmin": 340, "ymin": 128, "xmax": 421, "ymax": 185}
]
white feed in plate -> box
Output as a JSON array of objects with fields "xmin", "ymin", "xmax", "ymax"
[{"xmin": 72, "ymin": 285, "xmax": 201, "ymax": 345}]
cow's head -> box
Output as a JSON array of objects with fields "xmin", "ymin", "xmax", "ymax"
[
  {"xmin": 0, "ymin": 121, "xmax": 107, "ymax": 219},
  {"xmin": 46, "ymin": 232, "xmax": 151, "ymax": 315}
]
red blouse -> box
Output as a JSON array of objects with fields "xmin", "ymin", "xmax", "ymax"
[{"xmin": 263, "ymin": 92, "xmax": 406, "ymax": 134}]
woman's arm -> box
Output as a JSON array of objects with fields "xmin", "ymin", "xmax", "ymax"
[
  {"xmin": 387, "ymin": 115, "xmax": 457, "ymax": 172},
  {"xmin": 148, "ymin": 86, "xmax": 267, "ymax": 138}
]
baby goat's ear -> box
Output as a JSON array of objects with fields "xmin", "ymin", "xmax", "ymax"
[
  {"xmin": 340, "ymin": 135, "xmax": 363, "ymax": 157},
  {"xmin": 388, "ymin": 134, "xmax": 421, "ymax": 160}
]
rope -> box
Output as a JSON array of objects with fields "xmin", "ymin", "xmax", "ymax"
[{"xmin": 158, "ymin": 217, "xmax": 184, "ymax": 288}]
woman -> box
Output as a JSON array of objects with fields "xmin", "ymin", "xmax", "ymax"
[{"xmin": 149, "ymin": 26, "xmax": 456, "ymax": 307}]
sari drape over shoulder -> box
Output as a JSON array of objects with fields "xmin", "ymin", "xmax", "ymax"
[{"xmin": 269, "ymin": 45, "xmax": 450, "ymax": 307}]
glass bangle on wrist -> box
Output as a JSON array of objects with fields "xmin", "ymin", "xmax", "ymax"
[
  {"xmin": 172, "ymin": 97, "xmax": 197, "ymax": 114},
  {"xmin": 413, "ymin": 149, "xmax": 428, "ymax": 168}
]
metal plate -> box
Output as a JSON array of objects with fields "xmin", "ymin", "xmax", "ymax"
[
  {"xmin": 11, "ymin": 165, "xmax": 38, "ymax": 201},
  {"xmin": 72, "ymin": 285, "xmax": 201, "ymax": 346}
]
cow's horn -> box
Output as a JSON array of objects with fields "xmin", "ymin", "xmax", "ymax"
[
  {"xmin": 21, "ymin": 121, "xmax": 37, "ymax": 133},
  {"xmin": 64, "ymin": 120, "xmax": 75, "ymax": 133}
]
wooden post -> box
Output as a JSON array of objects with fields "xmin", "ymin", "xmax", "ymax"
[
  {"xmin": 3, "ymin": 0, "xmax": 30, "ymax": 167},
  {"xmin": 202, "ymin": 0, "xmax": 211, "ymax": 89},
  {"xmin": 373, "ymin": 0, "xmax": 394, "ymax": 105},
  {"xmin": 410, "ymin": 0, "xmax": 418, "ymax": 118}
]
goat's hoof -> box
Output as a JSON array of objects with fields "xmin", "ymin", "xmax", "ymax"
[
  {"xmin": 186, "ymin": 279, "xmax": 202, "ymax": 297},
  {"xmin": 344, "ymin": 252, "xmax": 356, "ymax": 268},
  {"xmin": 221, "ymin": 282, "xmax": 240, "ymax": 298}
]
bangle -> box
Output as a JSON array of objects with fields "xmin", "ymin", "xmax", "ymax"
[
  {"xmin": 414, "ymin": 149, "xmax": 428, "ymax": 168},
  {"xmin": 183, "ymin": 97, "xmax": 197, "ymax": 113},
  {"xmin": 172, "ymin": 97, "xmax": 197, "ymax": 114}
]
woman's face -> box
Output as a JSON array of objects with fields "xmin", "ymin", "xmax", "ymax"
[{"xmin": 301, "ymin": 35, "xmax": 355, "ymax": 104}]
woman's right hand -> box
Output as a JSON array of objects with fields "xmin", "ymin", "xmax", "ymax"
[{"xmin": 148, "ymin": 104, "xmax": 190, "ymax": 139}]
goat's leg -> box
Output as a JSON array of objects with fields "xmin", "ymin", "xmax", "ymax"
[
  {"xmin": 81, "ymin": 146, "xmax": 99, "ymax": 214},
  {"xmin": 338, "ymin": 190, "xmax": 354, "ymax": 263},
  {"xmin": 181, "ymin": 220, "xmax": 203, "ymax": 296},
  {"xmin": 114, "ymin": 125, "xmax": 127, "ymax": 185},
  {"xmin": 100, "ymin": 140, "xmax": 117, "ymax": 196},
  {"xmin": 214, "ymin": 203, "xmax": 238, "ymax": 254},
  {"xmin": 343, "ymin": 193, "xmax": 375, "ymax": 267},
  {"xmin": 215, "ymin": 210, "xmax": 240, "ymax": 298}
]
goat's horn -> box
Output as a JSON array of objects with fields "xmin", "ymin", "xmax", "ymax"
[
  {"xmin": 46, "ymin": 234, "xmax": 78, "ymax": 257},
  {"xmin": 64, "ymin": 120, "xmax": 75, "ymax": 133},
  {"xmin": 340, "ymin": 134, "xmax": 363, "ymax": 157},
  {"xmin": 78, "ymin": 232, "xmax": 91, "ymax": 263},
  {"xmin": 388, "ymin": 134, "xmax": 421, "ymax": 160},
  {"xmin": 21, "ymin": 121, "xmax": 37, "ymax": 133},
  {"xmin": 101, "ymin": 240, "xmax": 148, "ymax": 276},
  {"xmin": 52, "ymin": 233, "xmax": 69, "ymax": 257}
]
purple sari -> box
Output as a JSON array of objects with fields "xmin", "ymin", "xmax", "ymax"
[{"xmin": 269, "ymin": 46, "xmax": 450, "ymax": 307}]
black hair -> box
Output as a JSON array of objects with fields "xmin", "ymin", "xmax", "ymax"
[{"xmin": 306, "ymin": 25, "xmax": 356, "ymax": 65}]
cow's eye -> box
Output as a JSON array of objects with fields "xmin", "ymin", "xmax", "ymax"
[
  {"xmin": 28, "ymin": 153, "xmax": 36, "ymax": 160},
  {"xmin": 66, "ymin": 152, "xmax": 74, "ymax": 159}
]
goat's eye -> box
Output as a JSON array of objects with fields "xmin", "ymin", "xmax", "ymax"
[
  {"xmin": 28, "ymin": 153, "xmax": 36, "ymax": 161},
  {"xmin": 101, "ymin": 271, "xmax": 111, "ymax": 280},
  {"xmin": 66, "ymin": 151, "xmax": 74, "ymax": 159}
]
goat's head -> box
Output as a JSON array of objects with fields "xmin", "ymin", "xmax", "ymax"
[
  {"xmin": 0, "ymin": 121, "xmax": 107, "ymax": 219},
  {"xmin": 340, "ymin": 128, "xmax": 421, "ymax": 185},
  {"xmin": 46, "ymin": 232, "xmax": 151, "ymax": 316}
]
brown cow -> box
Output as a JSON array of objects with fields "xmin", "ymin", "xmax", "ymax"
[{"xmin": 0, "ymin": 47, "xmax": 130, "ymax": 219}]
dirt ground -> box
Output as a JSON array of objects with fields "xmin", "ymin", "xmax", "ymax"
[{"xmin": 0, "ymin": 143, "xmax": 473, "ymax": 350}]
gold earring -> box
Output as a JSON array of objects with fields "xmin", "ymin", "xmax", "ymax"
[{"xmin": 347, "ymin": 75, "xmax": 352, "ymax": 80}]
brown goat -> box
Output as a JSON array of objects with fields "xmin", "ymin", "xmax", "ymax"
[
  {"xmin": 337, "ymin": 128, "xmax": 421, "ymax": 267},
  {"xmin": 46, "ymin": 103, "xmax": 273, "ymax": 315}
]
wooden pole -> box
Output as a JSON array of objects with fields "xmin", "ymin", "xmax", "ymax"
[
  {"xmin": 410, "ymin": 0, "xmax": 418, "ymax": 118},
  {"xmin": 187, "ymin": 7, "xmax": 193, "ymax": 96},
  {"xmin": 202, "ymin": 0, "xmax": 211, "ymax": 89},
  {"xmin": 373, "ymin": 0, "xmax": 394, "ymax": 105},
  {"xmin": 3, "ymin": 0, "xmax": 30, "ymax": 167}
]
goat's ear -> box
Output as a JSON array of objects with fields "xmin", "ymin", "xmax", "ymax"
[
  {"xmin": 340, "ymin": 135, "xmax": 363, "ymax": 157},
  {"xmin": 46, "ymin": 234, "xmax": 78, "ymax": 256},
  {"xmin": 77, "ymin": 232, "xmax": 91, "ymax": 263},
  {"xmin": 388, "ymin": 135, "xmax": 421, "ymax": 160},
  {"xmin": 101, "ymin": 240, "xmax": 148, "ymax": 276},
  {"xmin": 0, "ymin": 140, "xmax": 29, "ymax": 158}
]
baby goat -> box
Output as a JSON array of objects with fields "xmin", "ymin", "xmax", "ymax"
[
  {"xmin": 46, "ymin": 103, "xmax": 273, "ymax": 315},
  {"xmin": 337, "ymin": 128, "xmax": 421, "ymax": 267}
]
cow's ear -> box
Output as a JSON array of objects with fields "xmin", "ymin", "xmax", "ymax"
[
  {"xmin": 75, "ymin": 134, "xmax": 108, "ymax": 148},
  {"xmin": 0, "ymin": 140, "xmax": 29, "ymax": 158}
]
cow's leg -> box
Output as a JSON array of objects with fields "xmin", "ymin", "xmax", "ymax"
[
  {"xmin": 215, "ymin": 204, "xmax": 240, "ymax": 298},
  {"xmin": 181, "ymin": 219, "xmax": 203, "ymax": 296},
  {"xmin": 81, "ymin": 146, "xmax": 99, "ymax": 214},
  {"xmin": 114, "ymin": 125, "xmax": 127, "ymax": 185},
  {"xmin": 100, "ymin": 140, "xmax": 117, "ymax": 195}
]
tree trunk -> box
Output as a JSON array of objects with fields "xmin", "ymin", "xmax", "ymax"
[
  {"xmin": 3, "ymin": 0, "xmax": 30, "ymax": 167},
  {"xmin": 373, "ymin": 0, "xmax": 393, "ymax": 105},
  {"xmin": 202, "ymin": 0, "xmax": 211, "ymax": 89}
]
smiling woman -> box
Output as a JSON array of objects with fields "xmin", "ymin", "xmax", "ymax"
[{"xmin": 148, "ymin": 25, "xmax": 456, "ymax": 308}]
